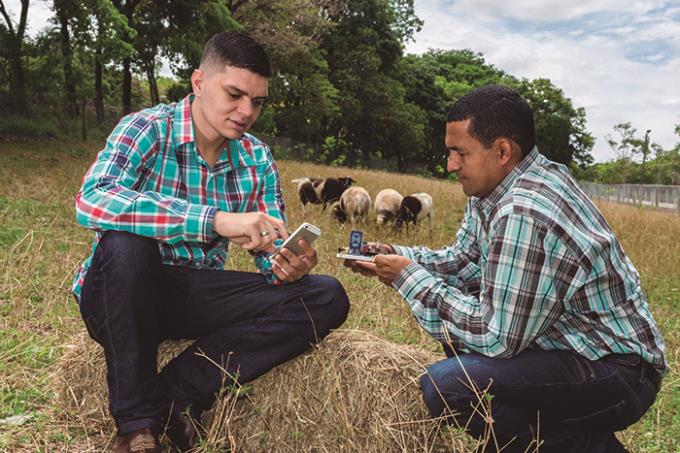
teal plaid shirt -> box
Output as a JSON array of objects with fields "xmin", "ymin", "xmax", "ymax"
[
  {"xmin": 392, "ymin": 148, "xmax": 667, "ymax": 373},
  {"xmin": 72, "ymin": 95, "xmax": 285, "ymax": 300}
]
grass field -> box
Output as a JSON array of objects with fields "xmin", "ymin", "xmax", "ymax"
[{"xmin": 1, "ymin": 139, "xmax": 679, "ymax": 451}]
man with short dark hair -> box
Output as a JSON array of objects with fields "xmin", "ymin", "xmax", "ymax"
[
  {"xmin": 74, "ymin": 31, "xmax": 349, "ymax": 452},
  {"xmin": 346, "ymin": 85, "xmax": 665, "ymax": 452}
]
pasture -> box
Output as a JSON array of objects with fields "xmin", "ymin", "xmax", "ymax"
[{"xmin": 0, "ymin": 139, "xmax": 679, "ymax": 451}]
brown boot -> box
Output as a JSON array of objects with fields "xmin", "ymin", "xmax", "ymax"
[
  {"xmin": 166, "ymin": 411, "xmax": 200, "ymax": 452},
  {"xmin": 114, "ymin": 427, "xmax": 161, "ymax": 453}
]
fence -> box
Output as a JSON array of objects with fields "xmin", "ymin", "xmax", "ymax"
[{"xmin": 578, "ymin": 181, "xmax": 680, "ymax": 212}]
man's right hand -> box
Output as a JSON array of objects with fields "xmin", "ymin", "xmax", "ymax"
[
  {"xmin": 213, "ymin": 211, "xmax": 287, "ymax": 253},
  {"xmin": 343, "ymin": 242, "xmax": 395, "ymax": 277}
]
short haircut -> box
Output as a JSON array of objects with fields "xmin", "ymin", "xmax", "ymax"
[
  {"xmin": 200, "ymin": 31, "xmax": 271, "ymax": 77},
  {"xmin": 447, "ymin": 85, "xmax": 535, "ymax": 157}
]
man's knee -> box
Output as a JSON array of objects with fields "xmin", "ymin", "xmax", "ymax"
[
  {"xmin": 303, "ymin": 274, "xmax": 350, "ymax": 331},
  {"xmin": 419, "ymin": 359, "xmax": 471, "ymax": 418},
  {"xmin": 96, "ymin": 231, "xmax": 160, "ymax": 273}
]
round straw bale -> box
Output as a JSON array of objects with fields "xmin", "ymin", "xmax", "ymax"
[{"xmin": 52, "ymin": 329, "xmax": 467, "ymax": 452}]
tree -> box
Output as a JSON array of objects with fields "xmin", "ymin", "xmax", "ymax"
[
  {"xmin": 0, "ymin": 0, "xmax": 30, "ymax": 115},
  {"xmin": 320, "ymin": 0, "xmax": 422, "ymax": 167},
  {"xmin": 514, "ymin": 78, "xmax": 594, "ymax": 166},
  {"xmin": 605, "ymin": 122, "xmax": 637, "ymax": 161}
]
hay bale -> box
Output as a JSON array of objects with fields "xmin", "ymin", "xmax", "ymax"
[{"xmin": 53, "ymin": 329, "xmax": 466, "ymax": 452}]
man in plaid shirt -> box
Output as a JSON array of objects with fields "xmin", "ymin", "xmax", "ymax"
[
  {"xmin": 347, "ymin": 85, "xmax": 665, "ymax": 452},
  {"xmin": 74, "ymin": 32, "xmax": 349, "ymax": 453}
]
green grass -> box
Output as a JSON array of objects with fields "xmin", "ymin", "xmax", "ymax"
[{"xmin": 0, "ymin": 138, "xmax": 679, "ymax": 451}]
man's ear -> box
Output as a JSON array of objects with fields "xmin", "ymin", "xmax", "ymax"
[
  {"xmin": 191, "ymin": 69, "xmax": 204, "ymax": 97},
  {"xmin": 496, "ymin": 138, "xmax": 517, "ymax": 166}
]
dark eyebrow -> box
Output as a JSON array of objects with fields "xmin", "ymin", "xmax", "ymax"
[{"xmin": 225, "ymin": 84, "xmax": 268, "ymax": 101}]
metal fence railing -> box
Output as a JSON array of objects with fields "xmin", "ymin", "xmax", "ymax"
[{"xmin": 578, "ymin": 181, "xmax": 680, "ymax": 212}]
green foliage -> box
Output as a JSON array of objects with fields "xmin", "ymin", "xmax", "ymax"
[{"xmin": 0, "ymin": 115, "xmax": 60, "ymax": 138}]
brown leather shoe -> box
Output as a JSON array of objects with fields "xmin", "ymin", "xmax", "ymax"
[
  {"xmin": 114, "ymin": 427, "xmax": 161, "ymax": 453},
  {"xmin": 166, "ymin": 411, "xmax": 200, "ymax": 452}
]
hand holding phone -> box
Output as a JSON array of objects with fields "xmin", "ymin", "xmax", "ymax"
[{"xmin": 269, "ymin": 223, "xmax": 321, "ymax": 261}]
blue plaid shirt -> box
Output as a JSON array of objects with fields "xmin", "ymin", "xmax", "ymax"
[
  {"xmin": 73, "ymin": 95, "xmax": 285, "ymax": 301},
  {"xmin": 392, "ymin": 148, "xmax": 666, "ymax": 374}
]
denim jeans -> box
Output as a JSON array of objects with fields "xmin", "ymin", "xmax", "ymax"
[
  {"xmin": 79, "ymin": 231, "xmax": 350, "ymax": 435},
  {"xmin": 420, "ymin": 346, "xmax": 661, "ymax": 452}
]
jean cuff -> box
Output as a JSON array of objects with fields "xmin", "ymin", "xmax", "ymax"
[{"xmin": 117, "ymin": 416, "xmax": 162, "ymax": 436}]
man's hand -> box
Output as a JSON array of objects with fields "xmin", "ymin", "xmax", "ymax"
[
  {"xmin": 270, "ymin": 238, "xmax": 318, "ymax": 283},
  {"xmin": 213, "ymin": 211, "xmax": 287, "ymax": 253},
  {"xmin": 344, "ymin": 243, "xmax": 410, "ymax": 285}
]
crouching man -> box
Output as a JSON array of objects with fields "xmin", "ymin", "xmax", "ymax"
[
  {"xmin": 345, "ymin": 85, "xmax": 665, "ymax": 452},
  {"xmin": 73, "ymin": 31, "xmax": 349, "ymax": 452}
]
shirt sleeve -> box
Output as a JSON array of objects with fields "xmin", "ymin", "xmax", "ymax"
[
  {"xmin": 75, "ymin": 115, "xmax": 217, "ymax": 244},
  {"xmin": 392, "ymin": 203, "xmax": 481, "ymax": 294},
  {"xmin": 392, "ymin": 213, "xmax": 585, "ymax": 357},
  {"xmin": 250, "ymin": 149, "xmax": 287, "ymax": 284}
]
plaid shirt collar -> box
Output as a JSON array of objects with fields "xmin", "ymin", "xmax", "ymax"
[
  {"xmin": 173, "ymin": 94, "xmax": 195, "ymax": 146},
  {"xmin": 172, "ymin": 94, "xmax": 258, "ymax": 171},
  {"xmin": 472, "ymin": 146, "xmax": 540, "ymax": 218}
]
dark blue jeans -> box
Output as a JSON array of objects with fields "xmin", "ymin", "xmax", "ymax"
[
  {"xmin": 79, "ymin": 231, "xmax": 350, "ymax": 435},
  {"xmin": 420, "ymin": 347, "xmax": 661, "ymax": 452}
]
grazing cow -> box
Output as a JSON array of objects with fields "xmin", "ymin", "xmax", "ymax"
[
  {"xmin": 291, "ymin": 176, "xmax": 356, "ymax": 217},
  {"xmin": 332, "ymin": 186, "xmax": 371, "ymax": 224},
  {"xmin": 374, "ymin": 188, "xmax": 403, "ymax": 227},
  {"xmin": 394, "ymin": 192, "xmax": 433, "ymax": 232}
]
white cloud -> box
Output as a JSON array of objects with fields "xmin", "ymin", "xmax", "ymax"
[
  {"xmin": 453, "ymin": 0, "xmax": 659, "ymax": 22},
  {"xmin": 406, "ymin": 0, "xmax": 680, "ymax": 162}
]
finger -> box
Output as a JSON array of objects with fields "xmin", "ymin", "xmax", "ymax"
[
  {"xmin": 278, "ymin": 247, "xmax": 307, "ymax": 273},
  {"xmin": 264, "ymin": 215, "xmax": 288, "ymax": 240},
  {"xmin": 258, "ymin": 222, "xmax": 277, "ymax": 252},
  {"xmin": 271, "ymin": 258, "xmax": 291, "ymax": 281}
]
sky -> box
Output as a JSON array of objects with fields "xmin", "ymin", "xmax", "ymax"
[
  {"xmin": 6, "ymin": 0, "xmax": 680, "ymax": 162},
  {"xmin": 404, "ymin": 0, "xmax": 680, "ymax": 162}
]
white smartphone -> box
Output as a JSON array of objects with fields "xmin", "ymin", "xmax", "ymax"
[
  {"xmin": 336, "ymin": 252, "xmax": 375, "ymax": 262},
  {"xmin": 269, "ymin": 222, "xmax": 321, "ymax": 261}
]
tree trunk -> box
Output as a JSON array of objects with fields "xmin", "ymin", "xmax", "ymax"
[
  {"xmin": 7, "ymin": 44, "xmax": 28, "ymax": 116},
  {"xmin": 122, "ymin": 56, "xmax": 132, "ymax": 114},
  {"xmin": 80, "ymin": 98, "xmax": 87, "ymax": 140},
  {"xmin": 94, "ymin": 47, "xmax": 104, "ymax": 123},
  {"xmin": 146, "ymin": 60, "xmax": 160, "ymax": 105},
  {"xmin": 57, "ymin": 6, "xmax": 79, "ymax": 118}
]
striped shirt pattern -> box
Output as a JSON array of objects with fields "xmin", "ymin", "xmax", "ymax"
[
  {"xmin": 72, "ymin": 95, "xmax": 285, "ymax": 300},
  {"xmin": 392, "ymin": 148, "xmax": 666, "ymax": 373}
]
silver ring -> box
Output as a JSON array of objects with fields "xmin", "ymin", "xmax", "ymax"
[{"xmin": 259, "ymin": 231, "xmax": 270, "ymax": 238}]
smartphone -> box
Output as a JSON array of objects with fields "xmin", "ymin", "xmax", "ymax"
[
  {"xmin": 269, "ymin": 222, "xmax": 321, "ymax": 261},
  {"xmin": 336, "ymin": 252, "xmax": 375, "ymax": 262}
]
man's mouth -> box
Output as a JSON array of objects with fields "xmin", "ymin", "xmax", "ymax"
[{"xmin": 230, "ymin": 119, "xmax": 247, "ymax": 129}]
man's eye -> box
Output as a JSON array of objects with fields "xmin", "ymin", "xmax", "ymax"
[
  {"xmin": 227, "ymin": 91, "xmax": 240, "ymax": 99},
  {"xmin": 254, "ymin": 100, "xmax": 265, "ymax": 108}
]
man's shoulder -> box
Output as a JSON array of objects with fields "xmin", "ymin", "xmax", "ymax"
[
  {"xmin": 237, "ymin": 132, "xmax": 275, "ymax": 164},
  {"xmin": 114, "ymin": 102, "xmax": 177, "ymax": 138},
  {"xmin": 501, "ymin": 157, "xmax": 578, "ymax": 220}
]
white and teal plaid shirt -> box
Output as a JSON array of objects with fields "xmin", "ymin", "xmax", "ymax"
[
  {"xmin": 73, "ymin": 95, "xmax": 285, "ymax": 301},
  {"xmin": 392, "ymin": 148, "xmax": 666, "ymax": 373}
]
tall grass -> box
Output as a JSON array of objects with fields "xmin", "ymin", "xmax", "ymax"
[{"xmin": 0, "ymin": 140, "xmax": 678, "ymax": 451}]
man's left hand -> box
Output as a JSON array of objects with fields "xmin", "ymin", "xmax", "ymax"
[
  {"xmin": 353, "ymin": 254, "xmax": 411, "ymax": 286},
  {"xmin": 270, "ymin": 239, "xmax": 318, "ymax": 283}
]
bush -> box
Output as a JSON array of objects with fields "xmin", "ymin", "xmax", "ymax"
[{"xmin": 0, "ymin": 115, "xmax": 60, "ymax": 139}]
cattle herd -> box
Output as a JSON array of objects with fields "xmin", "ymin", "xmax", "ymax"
[{"xmin": 291, "ymin": 176, "xmax": 433, "ymax": 231}]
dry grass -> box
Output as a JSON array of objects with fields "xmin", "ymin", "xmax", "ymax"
[{"xmin": 1, "ymin": 140, "xmax": 679, "ymax": 451}]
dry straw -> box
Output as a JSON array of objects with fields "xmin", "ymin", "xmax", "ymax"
[{"xmin": 52, "ymin": 329, "xmax": 477, "ymax": 452}]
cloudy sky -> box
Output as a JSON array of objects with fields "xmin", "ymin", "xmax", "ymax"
[
  {"xmin": 7, "ymin": 0, "xmax": 680, "ymax": 162},
  {"xmin": 404, "ymin": 0, "xmax": 680, "ymax": 162}
]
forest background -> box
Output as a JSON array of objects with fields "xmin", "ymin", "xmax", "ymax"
[{"xmin": 1, "ymin": 0, "xmax": 680, "ymax": 184}]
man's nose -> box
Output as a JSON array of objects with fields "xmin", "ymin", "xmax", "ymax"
[
  {"xmin": 447, "ymin": 155, "xmax": 461, "ymax": 173},
  {"xmin": 237, "ymin": 98, "xmax": 254, "ymax": 118}
]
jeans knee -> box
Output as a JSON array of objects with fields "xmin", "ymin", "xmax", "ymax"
[
  {"xmin": 420, "ymin": 372, "xmax": 446, "ymax": 417},
  {"xmin": 304, "ymin": 275, "xmax": 350, "ymax": 332},
  {"xmin": 96, "ymin": 231, "xmax": 160, "ymax": 275}
]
